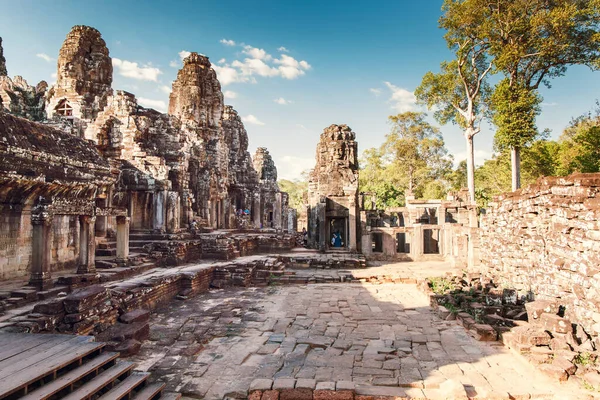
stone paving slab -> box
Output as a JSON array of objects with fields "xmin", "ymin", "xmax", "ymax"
[{"xmin": 127, "ymin": 283, "xmax": 591, "ymax": 399}]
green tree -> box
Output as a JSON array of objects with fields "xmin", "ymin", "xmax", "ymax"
[
  {"xmin": 358, "ymin": 112, "xmax": 453, "ymax": 208},
  {"xmin": 278, "ymin": 179, "xmax": 308, "ymax": 211},
  {"xmin": 416, "ymin": 0, "xmax": 493, "ymax": 203},
  {"xmin": 479, "ymin": 0, "xmax": 600, "ymax": 190},
  {"xmin": 384, "ymin": 112, "xmax": 453, "ymax": 196},
  {"xmin": 556, "ymin": 105, "xmax": 600, "ymax": 174}
]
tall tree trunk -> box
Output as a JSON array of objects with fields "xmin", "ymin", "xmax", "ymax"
[
  {"xmin": 511, "ymin": 146, "xmax": 521, "ymax": 191},
  {"xmin": 465, "ymin": 131, "xmax": 475, "ymax": 204}
]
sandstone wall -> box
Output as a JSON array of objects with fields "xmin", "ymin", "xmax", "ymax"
[{"xmin": 480, "ymin": 173, "xmax": 600, "ymax": 338}]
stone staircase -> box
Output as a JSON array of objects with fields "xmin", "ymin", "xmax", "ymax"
[{"xmin": 0, "ymin": 333, "xmax": 179, "ymax": 400}]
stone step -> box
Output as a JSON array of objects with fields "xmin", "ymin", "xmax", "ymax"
[
  {"xmin": 97, "ymin": 248, "xmax": 117, "ymax": 257},
  {"xmin": 97, "ymin": 371, "xmax": 150, "ymax": 400},
  {"xmin": 20, "ymin": 351, "xmax": 120, "ymax": 400},
  {"xmin": 60, "ymin": 361, "xmax": 136, "ymax": 400},
  {"xmin": 97, "ymin": 260, "xmax": 118, "ymax": 269},
  {"xmin": 131, "ymin": 382, "xmax": 166, "ymax": 400}
]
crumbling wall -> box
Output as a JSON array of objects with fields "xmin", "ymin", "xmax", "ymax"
[
  {"xmin": 0, "ymin": 76, "xmax": 47, "ymax": 121},
  {"xmin": 480, "ymin": 173, "xmax": 600, "ymax": 339}
]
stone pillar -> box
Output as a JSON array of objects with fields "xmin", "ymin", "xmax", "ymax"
[
  {"xmin": 253, "ymin": 194, "xmax": 261, "ymax": 229},
  {"xmin": 274, "ymin": 193, "xmax": 282, "ymax": 230},
  {"xmin": 29, "ymin": 203, "xmax": 53, "ymax": 290},
  {"xmin": 116, "ymin": 216, "xmax": 130, "ymax": 261},
  {"xmin": 348, "ymin": 197, "xmax": 358, "ymax": 252},
  {"xmin": 166, "ymin": 191, "xmax": 180, "ymax": 233},
  {"xmin": 153, "ymin": 190, "xmax": 166, "ymax": 232},
  {"xmin": 95, "ymin": 197, "xmax": 108, "ymax": 237},
  {"xmin": 318, "ymin": 200, "xmax": 327, "ymax": 251},
  {"xmin": 78, "ymin": 215, "xmax": 96, "ymax": 274},
  {"xmin": 412, "ymin": 224, "xmax": 423, "ymax": 261}
]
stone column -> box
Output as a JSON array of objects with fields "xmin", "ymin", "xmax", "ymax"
[
  {"xmin": 153, "ymin": 190, "xmax": 166, "ymax": 232},
  {"xmin": 274, "ymin": 193, "xmax": 282, "ymax": 230},
  {"xmin": 77, "ymin": 215, "xmax": 96, "ymax": 274},
  {"xmin": 29, "ymin": 203, "xmax": 53, "ymax": 290},
  {"xmin": 253, "ymin": 194, "xmax": 261, "ymax": 229},
  {"xmin": 95, "ymin": 197, "xmax": 108, "ymax": 237},
  {"xmin": 348, "ymin": 197, "xmax": 358, "ymax": 252},
  {"xmin": 116, "ymin": 216, "xmax": 130, "ymax": 261},
  {"xmin": 412, "ymin": 224, "xmax": 423, "ymax": 261},
  {"xmin": 166, "ymin": 191, "xmax": 180, "ymax": 233},
  {"xmin": 318, "ymin": 200, "xmax": 327, "ymax": 251}
]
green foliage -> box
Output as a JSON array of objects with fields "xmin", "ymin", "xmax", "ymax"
[
  {"xmin": 278, "ymin": 179, "xmax": 308, "ymax": 212},
  {"xmin": 556, "ymin": 105, "xmax": 600, "ymax": 175},
  {"xmin": 491, "ymin": 79, "xmax": 542, "ymax": 151},
  {"xmin": 429, "ymin": 277, "xmax": 454, "ymax": 295},
  {"xmin": 359, "ymin": 112, "xmax": 453, "ymax": 208},
  {"xmin": 574, "ymin": 352, "xmax": 596, "ymax": 366},
  {"xmin": 441, "ymin": 302, "xmax": 459, "ymax": 315},
  {"xmin": 449, "ymin": 160, "xmax": 468, "ymax": 192}
]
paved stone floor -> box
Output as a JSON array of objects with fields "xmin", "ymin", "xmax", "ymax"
[{"xmin": 128, "ymin": 281, "xmax": 592, "ymax": 399}]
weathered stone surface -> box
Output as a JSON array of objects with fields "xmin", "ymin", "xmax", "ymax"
[
  {"xmin": 64, "ymin": 285, "xmax": 110, "ymax": 313},
  {"xmin": 0, "ymin": 76, "xmax": 47, "ymax": 120},
  {"xmin": 540, "ymin": 313, "xmax": 573, "ymax": 335},
  {"xmin": 46, "ymin": 25, "xmax": 112, "ymax": 125},
  {"xmin": 0, "ymin": 37, "xmax": 6, "ymax": 77},
  {"xmin": 119, "ymin": 309, "xmax": 150, "ymax": 324},
  {"xmin": 307, "ymin": 124, "xmax": 359, "ymax": 251}
]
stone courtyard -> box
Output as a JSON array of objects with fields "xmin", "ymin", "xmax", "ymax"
[{"xmin": 127, "ymin": 278, "xmax": 585, "ymax": 399}]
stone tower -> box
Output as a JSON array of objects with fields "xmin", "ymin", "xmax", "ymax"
[
  {"xmin": 253, "ymin": 147, "xmax": 278, "ymax": 183},
  {"xmin": 307, "ymin": 124, "xmax": 359, "ymax": 251},
  {"xmin": 0, "ymin": 37, "xmax": 7, "ymax": 77},
  {"xmin": 46, "ymin": 25, "xmax": 113, "ymax": 124},
  {"xmin": 168, "ymin": 52, "xmax": 223, "ymax": 128}
]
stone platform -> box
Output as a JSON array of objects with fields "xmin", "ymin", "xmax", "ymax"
[{"xmin": 127, "ymin": 283, "xmax": 587, "ymax": 400}]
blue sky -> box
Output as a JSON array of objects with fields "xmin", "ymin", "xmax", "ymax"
[{"xmin": 1, "ymin": 0, "xmax": 599, "ymax": 180}]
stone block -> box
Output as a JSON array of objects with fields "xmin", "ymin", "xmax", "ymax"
[
  {"xmin": 273, "ymin": 378, "xmax": 296, "ymax": 390},
  {"xmin": 64, "ymin": 285, "xmax": 109, "ymax": 313},
  {"xmin": 524, "ymin": 300, "xmax": 558, "ymax": 322},
  {"xmin": 336, "ymin": 381, "xmax": 355, "ymax": 391},
  {"xmin": 315, "ymin": 382, "xmax": 335, "ymax": 391},
  {"xmin": 540, "ymin": 313, "xmax": 573, "ymax": 334},
  {"xmin": 552, "ymin": 356, "xmax": 577, "ymax": 375},
  {"xmin": 261, "ymin": 390, "xmax": 280, "ymax": 400},
  {"xmin": 112, "ymin": 339, "xmax": 141, "ymax": 357},
  {"xmin": 313, "ymin": 390, "xmax": 354, "ymax": 400},
  {"xmin": 119, "ymin": 308, "xmax": 150, "ymax": 324},
  {"xmin": 251, "ymin": 379, "xmax": 274, "ymax": 391},
  {"xmin": 538, "ymin": 363, "xmax": 568, "ymax": 382},
  {"xmin": 33, "ymin": 299, "xmax": 65, "ymax": 315},
  {"xmin": 470, "ymin": 324, "xmax": 497, "ymax": 341},
  {"xmin": 295, "ymin": 379, "xmax": 316, "ymax": 390},
  {"xmin": 279, "ymin": 388, "xmax": 312, "ymax": 400}
]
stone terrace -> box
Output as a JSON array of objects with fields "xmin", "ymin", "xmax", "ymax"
[{"xmin": 126, "ymin": 282, "xmax": 587, "ymax": 400}]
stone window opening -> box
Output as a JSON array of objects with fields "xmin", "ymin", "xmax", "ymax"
[
  {"xmin": 423, "ymin": 228, "xmax": 440, "ymax": 254},
  {"xmin": 396, "ymin": 232, "xmax": 410, "ymax": 253},
  {"xmin": 55, "ymin": 99, "xmax": 73, "ymax": 117},
  {"xmin": 371, "ymin": 233, "xmax": 383, "ymax": 253}
]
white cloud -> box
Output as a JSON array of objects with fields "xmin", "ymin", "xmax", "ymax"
[
  {"xmin": 220, "ymin": 39, "xmax": 236, "ymax": 46},
  {"xmin": 224, "ymin": 90, "xmax": 238, "ymax": 99},
  {"xmin": 36, "ymin": 53, "xmax": 54, "ymax": 62},
  {"xmin": 370, "ymin": 88, "xmax": 382, "ymax": 96},
  {"xmin": 278, "ymin": 155, "xmax": 315, "ymax": 180},
  {"xmin": 274, "ymin": 97, "xmax": 292, "ymax": 105},
  {"xmin": 243, "ymin": 45, "xmax": 271, "ymax": 61},
  {"xmin": 384, "ymin": 81, "xmax": 417, "ymax": 112},
  {"xmin": 51, "ymin": 72, "xmax": 57, "ymax": 79},
  {"xmin": 169, "ymin": 60, "xmax": 179, "ymax": 68},
  {"xmin": 112, "ymin": 58, "xmax": 162, "ymax": 81},
  {"xmin": 242, "ymin": 114, "xmax": 265, "ymax": 126},
  {"xmin": 278, "ymin": 46, "xmax": 289, "ymax": 53},
  {"xmin": 542, "ymin": 102, "xmax": 558, "ymax": 107},
  {"xmin": 138, "ymin": 97, "xmax": 167, "ymax": 112},
  {"xmin": 211, "ymin": 44, "xmax": 311, "ymax": 85},
  {"xmin": 160, "ymin": 85, "xmax": 171, "ymax": 94},
  {"xmin": 179, "ymin": 50, "xmax": 191, "ymax": 61}
]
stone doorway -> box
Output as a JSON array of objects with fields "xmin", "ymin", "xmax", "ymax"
[{"xmin": 328, "ymin": 217, "xmax": 347, "ymax": 249}]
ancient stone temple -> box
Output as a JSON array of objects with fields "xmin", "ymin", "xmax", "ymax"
[
  {"xmin": 253, "ymin": 147, "xmax": 288, "ymax": 229},
  {"xmin": 307, "ymin": 124, "xmax": 359, "ymax": 251},
  {"xmin": 46, "ymin": 25, "xmax": 113, "ymax": 133},
  {"xmin": 0, "ymin": 25, "xmax": 290, "ymax": 286}
]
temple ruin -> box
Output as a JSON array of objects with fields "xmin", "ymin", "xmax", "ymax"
[{"xmin": 1, "ymin": 24, "xmax": 600, "ymax": 400}]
